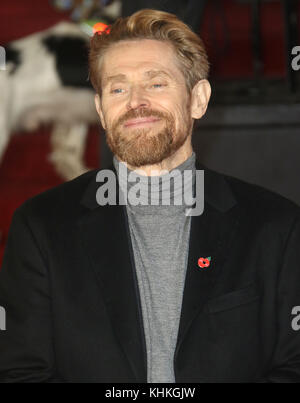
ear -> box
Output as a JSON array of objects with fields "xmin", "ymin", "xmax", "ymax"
[
  {"xmin": 95, "ymin": 94, "xmax": 106, "ymax": 130},
  {"xmin": 190, "ymin": 79, "xmax": 211, "ymax": 120}
]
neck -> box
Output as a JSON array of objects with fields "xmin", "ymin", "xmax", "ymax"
[{"xmin": 116, "ymin": 135, "xmax": 193, "ymax": 176}]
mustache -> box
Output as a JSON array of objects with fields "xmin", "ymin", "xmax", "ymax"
[{"xmin": 115, "ymin": 108, "xmax": 170, "ymax": 128}]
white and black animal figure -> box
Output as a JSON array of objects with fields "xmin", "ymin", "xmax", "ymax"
[{"xmin": 0, "ymin": 22, "xmax": 99, "ymax": 181}]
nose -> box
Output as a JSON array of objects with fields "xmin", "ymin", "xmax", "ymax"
[{"xmin": 126, "ymin": 86, "xmax": 150, "ymax": 110}]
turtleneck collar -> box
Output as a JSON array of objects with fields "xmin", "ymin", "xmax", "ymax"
[{"xmin": 113, "ymin": 152, "xmax": 196, "ymax": 214}]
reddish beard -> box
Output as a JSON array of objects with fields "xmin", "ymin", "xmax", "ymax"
[{"xmin": 105, "ymin": 108, "xmax": 192, "ymax": 167}]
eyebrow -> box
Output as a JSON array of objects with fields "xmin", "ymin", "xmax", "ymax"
[{"xmin": 102, "ymin": 70, "xmax": 173, "ymax": 87}]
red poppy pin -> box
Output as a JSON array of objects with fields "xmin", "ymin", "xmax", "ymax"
[{"xmin": 198, "ymin": 257, "xmax": 211, "ymax": 269}]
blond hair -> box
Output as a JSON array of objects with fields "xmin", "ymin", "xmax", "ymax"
[{"xmin": 89, "ymin": 9, "xmax": 209, "ymax": 96}]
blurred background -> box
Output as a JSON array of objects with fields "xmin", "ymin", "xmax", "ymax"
[{"xmin": 0, "ymin": 0, "xmax": 299, "ymax": 265}]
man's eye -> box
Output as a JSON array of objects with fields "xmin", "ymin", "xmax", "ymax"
[
  {"xmin": 111, "ymin": 88, "xmax": 124, "ymax": 94},
  {"xmin": 151, "ymin": 83, "xmax": 165, "ymax": 89}
]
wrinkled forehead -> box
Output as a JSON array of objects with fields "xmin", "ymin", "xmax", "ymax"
[{"xmin": 100, "ymin": 39, "xmax": 185, "ymax": 84}]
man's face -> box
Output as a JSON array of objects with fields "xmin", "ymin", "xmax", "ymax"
[{"xmin": 95, "ymin": 39, "xmax": 194, "ymax": 168}]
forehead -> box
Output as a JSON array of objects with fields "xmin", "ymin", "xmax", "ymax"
[{"xmin": 101, "ymin": 39, "xmax": 184, "ymax": 83}]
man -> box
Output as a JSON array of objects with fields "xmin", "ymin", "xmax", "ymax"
[{"xmin": 0, "ymin": 9, "xmax": 300, "ymax": 383}]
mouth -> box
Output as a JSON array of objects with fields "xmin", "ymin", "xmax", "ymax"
[{"xmin": 124, "ymin": 117, "xmax": 161, "ymax": 128}]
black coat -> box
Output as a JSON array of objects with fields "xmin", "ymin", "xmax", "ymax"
[{"xmin": 0, "ymin": 160, "xmax": 300, "ymax": 383}]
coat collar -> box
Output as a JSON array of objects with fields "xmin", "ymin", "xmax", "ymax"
[
  {"xmin": 80, "ymin": 158, "xmax": 237, "ymax": 213},
  {"xmin": 77, "ymin": 157, "xmax": 239, "ymax": 382}
]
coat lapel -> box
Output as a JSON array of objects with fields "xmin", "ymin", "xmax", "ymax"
[
  {"xmin": 175, "ymin": 161, "xmax": 240, "ymax": 356},
  {"xmin": 77, "ymin": 170, "xmax": 147, "ymax": 382}
]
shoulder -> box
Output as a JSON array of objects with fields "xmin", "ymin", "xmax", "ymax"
[
  {"xmin": 227, "ymin": 172, "xmax": 299, "ymax": 213},
  {"xmin": 202, "ymin": 165, "xmax": 300, "ymax": 231},
  {"xmin": 217, "ymin": 170, "xmax": 300, "ymax": 232},
  {"xmin": 14, "ymin": 169, "xmax": 99, "ymax": 225}
]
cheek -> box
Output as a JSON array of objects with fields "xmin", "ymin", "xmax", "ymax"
[
  {"xmin": 102, "ymin": 105, "xmax": 120, "ymax": 128},
  {"xmin": 174, "ymin": 103, "xmax": 190, "ymax": 123}
]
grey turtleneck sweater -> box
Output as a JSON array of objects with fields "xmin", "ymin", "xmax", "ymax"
[{"xmin": 113, "ymin": 152, "xmax": 196, "ymax": 383}]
